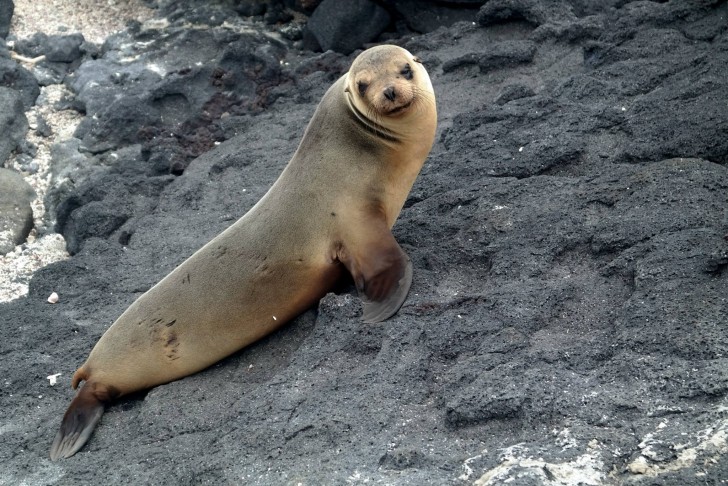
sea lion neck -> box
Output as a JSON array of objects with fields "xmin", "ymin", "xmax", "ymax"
[{"xmin": 344, "ymin": 89, "xmax": 402, "ymax": 145}]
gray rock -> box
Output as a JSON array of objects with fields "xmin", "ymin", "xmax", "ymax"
[
  {"xmin": 494, "ymin": 83, "xmax": 535, "ymax": 104},
  {"xmin": 34, "ymin": 112, "xmax": 51, "ymax": 137},
  {"xmin": 531, "ymin": 14, "xmax": 604, "ymax": 41},
  {"xmin": 263, "ymin": 1, "xmax": 292, "ymax": 24},
  {"xmin": 48, "ymin": 142, "xmax": 174, "ymax": 254},
  {"xmin": 45, "ymin": 33, "xmax": 85, "ymax": 62},
  {"xmin": 68, "ymin": 58, "xmax": 162, "ymax": 117},
  {"xmin": 13, "ymin": 33, "xmax": 85, "ymax": 85},
  {"xmin": 0, "ymin": 167, "xmax": 34, "ymax": 254},
  {"xmin": 75, "ymin": 94, "xmax": 162, "ymax": 153},
  {"xmin": 0, "ymin": 57, "xmax": 40, "ymax": 109},
  {"xmin": 279, "ymin": 22, "xmax": 304, "ymax": 41},
  {"xmin": 66, "ymin": 28, "xmax": 287, "ymax": 174},
  {"xmin": 0, "ymin": 86, "xmax": 28, "ymax": 164},
  {"xmin": 383, "ymin": 0, "xmax": 481, "ymax": 34},
  {"xmin": 31, "ymin": 62, "xmax": 68, "ymax": 86},
  {"xmin": 480, "ymin": 39, "xmax": 536, "ymax": 70},
  {"xmin": 442, "ymin": 40, "xmax": 536, "ymax": 73},
  {"xmin": 12, "ymin": 31, "xmax": 46, "ymax": 58},
  {"xmin": 0, "ymin": 0, "xmax": 12, "ymax": 39},
  {"xmin": 44, "ymin": 138, "xmax": 99, "ymax": 221},
  {"xmin": 16, "ymin": 157, "xmax": 38, "ymax": 174},
  {"xmin": 477, "ymin": 0, "xmax": 577, "ymax": 26},
  {"xmin": 477, "ymin": 0, "xmax": 612, "ymax": 42},
  {"xmin": 179, "ymin": 4, "xmax": 232, "ymax": 26},
  {"xmin": 305, "ymin": 0, "xmax": 391, "ymax": 54},
  {"xmin": 233, "ymin": 0, "xmax": 267, "ymax": 17}
]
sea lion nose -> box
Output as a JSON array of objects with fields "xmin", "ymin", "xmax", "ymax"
[{"xmin": 383, "ymin": 86, "xmax": 397, "ymax": 101}]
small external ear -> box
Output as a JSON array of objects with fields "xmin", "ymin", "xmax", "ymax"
[
  {"xmin": 413, "ymin": 56, "xmax": 422, "ymax": 63},
  {"xmin": 344, "ymin": 86, "xmax": 350, "ymax": 93}
]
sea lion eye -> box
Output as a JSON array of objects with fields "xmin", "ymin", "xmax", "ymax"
[
  {"xmin": 401, "ymin": 64, "xmax": 413, "ymax": 80},
  {"xmin": 357, "ymin": 81, "xmax": 369, "ymax": 96}
]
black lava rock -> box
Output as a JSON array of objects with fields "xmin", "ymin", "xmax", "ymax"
[
  {"xmin": 0, "ymin": 0, "xmax": 12, "ymax": 39},
  {"xmin": 13, "ymin": 32, "xmax": 47, "ymax": 58},
  {"xmin": 45, "ymin": 33, "xmax": 85, "ymax": 63},
  {"xmin": 477, "ymin": 0, "xmax": 577, "ymax": 26},
  {"xmin": 0, "ymin": 167, "xmax": 34, "ymax": 254},
  {"xmin": 494, "ymin": 83, "xmax": 535, "ymax": 104},
  {"xmin": 305, "ymin": 0, "xmax": 391, "ymax": 54},
  {"xmin": 382, "ymin": 0, "xmax": 482, "ymax": 34},
  {"xmin": 0, "ymin": 57, "xmax": 40, "ymax": 109},
  {"xmin": 0, "ymin": 86, "xmax": 28, "ymax": 164}
]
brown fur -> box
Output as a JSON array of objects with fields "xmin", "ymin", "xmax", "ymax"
[{"xmin": 50, "ymin": 45, "xmax": 437, "ymax": 459}]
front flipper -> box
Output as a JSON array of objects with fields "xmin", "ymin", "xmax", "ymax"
[
  {"xmin": 336, "ymin": 223, "xmax": 413, "ymax": 323},
  {"xmin": 360, "ymin": 253, "xmax": 412, "ymax": 323}
]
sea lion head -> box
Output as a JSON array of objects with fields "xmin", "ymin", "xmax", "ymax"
[{"xmin": 345, "ymin": 45, "xmax": 434, "ymax": 123}]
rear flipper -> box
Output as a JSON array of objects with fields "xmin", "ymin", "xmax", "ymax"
[{"xmin": 49, "ymin": 381, "xmax": 107, "ymax": 460}]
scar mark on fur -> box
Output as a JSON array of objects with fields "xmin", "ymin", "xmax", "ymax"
[
  {"xmin": 182, "ymin": 273, "xmax": 191, "ymax": 284},
  {"xmin": 165, "ymin": 331, "xmax": 180, "ymax": 361},
  {"xmin": 165, "ymin": 319, "xmax": 177, "ymax": 327}
]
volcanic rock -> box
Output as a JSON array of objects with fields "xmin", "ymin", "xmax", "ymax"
[
  {"xmin": 0, "ymin": 167, "xmax": 34, "ymax": 254},
  {"xmin": 0, "ymin": 0, "xmax": 12, "ymax": 39},
  {"xmin": 0, "ymin": 86, "xmax": 27, "ymax": 164},
  {"xmin": 304, "ymin": 0, "xmax": 391, "ymax": 54},
  {"xmin": 0, "ymin": 56, "xmax": 39, "ymax": 109}
]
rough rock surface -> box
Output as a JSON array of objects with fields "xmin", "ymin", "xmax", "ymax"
[
  {"xmin": 1, "ymin": 0, "xmax": 728, "ymax": 485},
  {"xmin": 383, "ymin": 0, "xmax": 482, "ymax": 34},
  {"xmin": 0, "ymin": 167, "xmax": 34, "ymax": 254},
  {"xmin": 304, "ymin": 0, "xmax": 391, "ymax": 54},
  {"xmin": 0, "ymin": 85, "xmax": 27, "ymax": 164},
  {"xmin": 0, "ymin": 0, "xmax": 11, "ymax": 39},
  {"xmin": 0, "ymin": 55, "xmax": 39, "ymax": 108}
]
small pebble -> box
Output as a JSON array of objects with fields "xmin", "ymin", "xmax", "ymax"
[{"xmin": 47, "ymin": 292, "xmax": 59, "ymax": 303}]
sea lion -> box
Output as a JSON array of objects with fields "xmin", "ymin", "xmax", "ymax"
[{"xmin": 50, "ymin": 44, "xmax": 437, "ymax": 460}]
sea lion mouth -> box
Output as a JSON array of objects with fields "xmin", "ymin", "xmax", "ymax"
[{"xmin": 386, "ymin": 100, "xmax": 413, "ymax": 116}]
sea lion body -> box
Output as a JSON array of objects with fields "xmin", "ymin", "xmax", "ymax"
[{"xmin": 50, "ymin": 45, "xmax": 437, "ymax": 460}]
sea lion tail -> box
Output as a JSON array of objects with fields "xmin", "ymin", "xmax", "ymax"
[
  {"xmin": 71, "ymin": 366, "xmax": 87, "ymax": 389},
  {"xmin": 49, "ymin": 380, "xmax": 108, "ymax": 460}
]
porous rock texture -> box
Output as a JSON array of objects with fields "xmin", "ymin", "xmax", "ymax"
[
  {"xmin": 304, "ymin": 0, "xmax": 391, "ymax": 54},
  {"xmin": 0, "ymin": 85, "xmax": 28, "ymax": 164},
  {"xmin": 1, "ymin": 0, "xmax": 728, "ymax": 484},
  {"xmin": 0, "ymin": 167, "xmax": 34, "ymax": 254},
  {"xmin": 0, "ymin": 0, "xmax": 12, "ymax": 39}
]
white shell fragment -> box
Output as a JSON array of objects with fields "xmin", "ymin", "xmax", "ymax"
[
  {"xmin": 47, "ymin": 292, "xmax": 59, "ymax": 304},
  {"xmin": 47, "ymin": 373, "xmax": 62, "ymax": 386}
]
